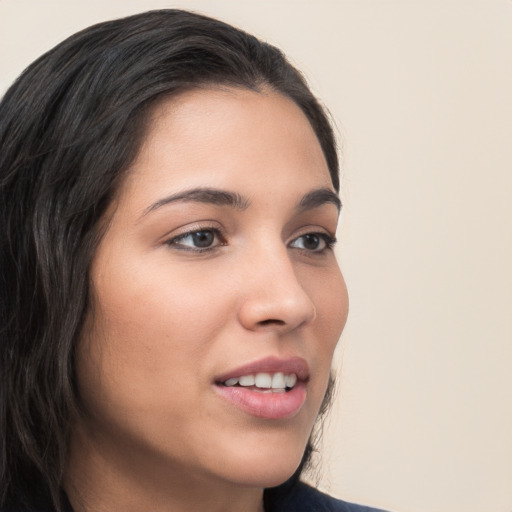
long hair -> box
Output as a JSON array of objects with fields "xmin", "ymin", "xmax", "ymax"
[{"xmin": 0, "ymin": 9, "xmax": 339, "ymax": 511}]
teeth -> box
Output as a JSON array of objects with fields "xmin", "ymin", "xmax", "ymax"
[
  {"xmin": 239, "ymin": 375, "xmax": 255, "ymax": 386},
  {"xmin": 223, "ymin": 372, "xmax": 298, "ymax": 391},
  {"xmin": 285, "ymin": 374, "xmax": 297, "ymax": 388},
  {"xmin": 255, "ymin": 373, "xmax": 272, "ymax": 388},
  {"xmin": 271, "ymin": 372, "xmax": 286, "ymax": 388}
]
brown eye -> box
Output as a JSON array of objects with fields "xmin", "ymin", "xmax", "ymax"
[
  {"xmin": 289, "ymin": 233, "xmax": 336, "ymax": 253},
  {"xmin": 190, "ymin": 230, "xmax": 215, "ymax": 248},
  {"xmin": 302, "ymin": 234, "xmax": 321, "ymax": 250},
  {"xmin": 167, "ymin": 229, "xmax": 224, "ymax": 252}
]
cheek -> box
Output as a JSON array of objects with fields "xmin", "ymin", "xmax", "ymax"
[
  {"xmin": 76, "ymin": 257, "xmax": 234, "ymax": 414},
  {"xmin": 304, "ymin": 263, "xmax": 349, "ymax": 348},
  {"xmin": 323, "ymin": 270, "xmax": 349, "ymax": 343},
  {"xmin": 299, "ymin": 264, "xmax": 348, "ymax": 409}
]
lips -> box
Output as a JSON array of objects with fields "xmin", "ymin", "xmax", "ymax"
[{"xmin": 214, "ymin": 356, "xmax": 309, "ymax": 419}]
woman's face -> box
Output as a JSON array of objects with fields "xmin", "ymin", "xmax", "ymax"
[{"xmin": 75, "ymin": 87, "xmax": 348, "ymax": 491}]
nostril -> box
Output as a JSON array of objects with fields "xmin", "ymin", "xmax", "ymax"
[{"xmin": 258, "ymin": 319, "xmax": 286, "ymax": 326}]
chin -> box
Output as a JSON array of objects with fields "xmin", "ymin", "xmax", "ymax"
[
  {"xmin": 210, "ymin": 437, "xmax": 307, "ymax": 489},
  {"xmin": 225, "ymin": 464, "xmax": 301, "ymax": 490}
]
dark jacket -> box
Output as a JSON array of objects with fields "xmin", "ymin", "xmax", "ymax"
[
  {"xmin": 268, "ymin": 481, "xmax": 389, "ymax": 512},
  {"xmin": 1, "ymin": 480, "xmax": 389, "ymax": 511}
]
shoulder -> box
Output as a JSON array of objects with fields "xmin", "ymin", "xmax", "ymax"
[{"xmin": 274, "ymin": 481, "xmax": 390, "ymax": 512}]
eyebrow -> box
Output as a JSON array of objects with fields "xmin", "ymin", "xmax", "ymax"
[
  {"xmin": 143, "ymin": 187, "xmax": 250, "ymax": 217},
  {"xmin": 142, "ymin": 186, "xmax": 341, "ymax": 218},
  {"xmin": 297, "ymin": 188, "xmax": 342, "ymax": 213}
]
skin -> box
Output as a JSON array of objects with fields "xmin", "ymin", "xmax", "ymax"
[{"xmin": 65, "ymin": 87, "xmax": 349, "ymax": 512}]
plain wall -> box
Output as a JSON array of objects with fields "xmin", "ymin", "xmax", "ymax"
[{"xmin": 1, "ymin": 2, "xmax": 511, "ymax": 511}]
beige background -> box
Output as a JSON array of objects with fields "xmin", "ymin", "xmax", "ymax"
[{"xmin": 1, "ymin": 1, "xmax": 511, "ymax": 511}]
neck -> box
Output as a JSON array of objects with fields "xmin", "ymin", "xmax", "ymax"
[{"xmin": 64, "ymin": 424, "xmax": 265, "ymax": 512}]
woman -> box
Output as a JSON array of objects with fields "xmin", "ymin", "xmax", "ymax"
[{"xmin": 0, "ymin": 9, "xmax": 387, "ymax": 512}]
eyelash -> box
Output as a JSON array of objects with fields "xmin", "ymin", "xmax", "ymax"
[
  {"xmin": 165, "ymin": 227, "xmax": 337, "ymax": 255},
  {"xmin": 166, "ymin": 227, "xmax": 228, "ymax": 253}
]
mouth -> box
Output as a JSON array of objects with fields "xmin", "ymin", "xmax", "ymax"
[
  {"xmin": 220, "ymin": 372, "xmax": 298, "ymax": 393},
  {"xmin": 214, "ymin": 357, "xmax": 309, "ymax": 419}
]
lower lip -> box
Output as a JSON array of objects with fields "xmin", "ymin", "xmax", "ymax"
[{"xmin": 215, "ymin": 383, "xmax": 307, "ymax": 419}]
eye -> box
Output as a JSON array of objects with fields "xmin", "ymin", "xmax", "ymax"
[
  {"xmin": 166, "ymin": 228, "xmax": 225, "ymax": 252},
  {"xmin": 289, "ymin": 232, "xmax": 336, "ymax": 253}
]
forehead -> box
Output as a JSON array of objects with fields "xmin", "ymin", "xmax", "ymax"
[{"xmin": 117, "ymin": 87, "xmax": 333, "ymax": 212}]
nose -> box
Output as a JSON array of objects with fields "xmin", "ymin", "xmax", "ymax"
[{"xmin": 237, "ymin": 246, "xmax": 317, "ymax": 333}]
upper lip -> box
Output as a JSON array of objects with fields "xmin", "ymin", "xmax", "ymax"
[{"xmin": 215, "ymin": 356, "xmax": 310, "ymax": 383}]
